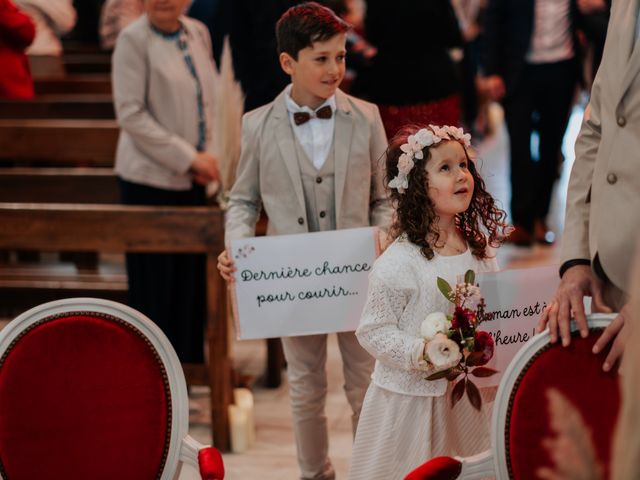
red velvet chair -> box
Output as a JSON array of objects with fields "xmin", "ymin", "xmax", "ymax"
[
  {"xmin": 404, "ymin": 313, "xmax": 620, "ymax": 480},
  {"xmin": 0, "ymin": 298, "xmax": 225, "ymax": 480}
]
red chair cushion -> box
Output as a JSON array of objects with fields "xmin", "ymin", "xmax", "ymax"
[
  {"xmin": 404, "ymin": 456, "xmax": 462, "ymax": 480},
  {"xmin": 0, "ymin": 313, "xmax": 171, "ymax": 480},
  {"xmin": 507, "ymin": 332, "xmax": 619, "ymax": 479}
]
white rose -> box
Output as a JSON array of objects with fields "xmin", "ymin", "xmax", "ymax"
[
  {"xmin": 414, "ymin": 128, "xmax": 435, "ymax": 148},
  {"xmin": 420, "ymin": 312, "xmax": 449, "ymax": 341},
  {"xmin": 425, "ymin": 333, "xmax": 462, "ymax": 370}
]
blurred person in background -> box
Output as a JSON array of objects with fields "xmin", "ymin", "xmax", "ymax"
[
  {"xmin": 577, "ymin": 0, "xmax": 610, "ymax": 88},
  {"xmin": 224, "ymin": 0, "xmax": 300, "ymax": 112},
  {"xmin": 14, "ymin": 0, "xmax": 76, "ymax": 77},
  {"xmin": 451, "ymin": 0, "xmax": 490, "ymax": 137},
  {"xmin": 0, "ymin": 0, "xmax": 35, "ymax": 99},
  {"xmin": 481, "ymin": 0, "xmax": 582, "ymax": 247},
  {"xmin": 112, "ymin": 0, "xmax": 219, "ymax": 363},
  {"xmin": 318, "ymin": 0, "xmax": 377, "ymax": 94},
  {"xmin": 359, "ymin": 0, "xmax": 463, "ymax": 139},
  {"xmin": 67, "ymin": 0, "xmax": 105, "ymax": 46},
  {"xmin": 99, "ymin": 0, "xmax": 143, "ymax": 50}
]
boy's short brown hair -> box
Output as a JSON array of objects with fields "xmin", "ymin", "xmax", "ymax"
[{"xmin": 276, "ymin": 2, "xmax": 350, "ymax": 60}]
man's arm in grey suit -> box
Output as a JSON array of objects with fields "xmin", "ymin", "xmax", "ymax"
[{"xmin": 538, "ymin": 55, "xmax": 616, "ymax": 365}]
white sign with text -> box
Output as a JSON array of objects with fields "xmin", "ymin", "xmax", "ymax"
[
  {"xmin": 475, "ymin": 265, "xmax": 560, "ymax": 387},
  {"xmin": 230, "ymin": 227, "xmax": 379, "ymax": 340}
]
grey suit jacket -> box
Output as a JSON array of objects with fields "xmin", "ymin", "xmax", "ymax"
[
  {"xmin": 112, "ymin": 15, "xmax": 217, "ymax": 190},
  {"xmin": 562, "ymin": 0, "xmax": 640, "ymax": 290},
  {"xmin": 225, "ymin": 89, "xmax": 393, "ymax": 242}
]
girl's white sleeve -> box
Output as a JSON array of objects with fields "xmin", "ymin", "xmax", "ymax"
[{"xmin": 356, "ymin": 271, "xmax": 429, "ymax": 372}]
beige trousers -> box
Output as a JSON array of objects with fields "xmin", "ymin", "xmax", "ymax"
[{"xmin": 281, "ymin": 332, "xmax": 374, "ymax": 480}]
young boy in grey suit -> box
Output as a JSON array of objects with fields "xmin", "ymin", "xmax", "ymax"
[{"xmin": 217, "ymin": 3, "xmax": 392, "ymax": 478}]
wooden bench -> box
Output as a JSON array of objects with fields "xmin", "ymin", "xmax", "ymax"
[
  {"xmin": 63, "ymin": 53, "xmax": 112, "ymax": 74},
  {"xmin": 0, "ymin": 164, "xmax": 286, "ymax": 388},
  {"xmin": 0, "ymin": 202, "xmax": 233, "ymax": 450},
  {"xmin": 0, "ymin": 95, "xmax": 114, "ymax": 119},
  {"xmin": 0, "ymin": 167, "xmax": 118, "ymax": 203},
  {"xmin": 35, "ymin": 74, "xmax": 112, "ymax": 95},
  {"xmin": 0, "ymin": 119, "xmax": 118, "ymax": 166}
]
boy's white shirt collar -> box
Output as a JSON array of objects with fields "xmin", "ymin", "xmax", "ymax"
[
  {"xmin": 284, "ymin": 84, "xmax": 337, "ymax": 115},
  {"xmin": 283, "ymin": 84, "xmax": 336, "ymax": 171}
]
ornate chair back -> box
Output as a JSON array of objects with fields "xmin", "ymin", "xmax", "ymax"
[
  {"xmin": 0, "ymin": 298, "xmax": 224, "ymax": 480},
  {"xmin": 405, "ymin": 313, "xmax": 620, "ymax": 480}
]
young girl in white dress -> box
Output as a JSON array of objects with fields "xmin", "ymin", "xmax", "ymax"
[{"xmin": 349, "ymin": 124, "xmax": 508, "ymax": 480}]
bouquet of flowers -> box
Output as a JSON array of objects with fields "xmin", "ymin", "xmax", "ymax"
[{"xmin": 421, "ymin": 270, "xmax": 497, "ymax": 410}]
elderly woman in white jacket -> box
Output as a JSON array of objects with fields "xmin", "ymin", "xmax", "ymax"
[{"xmin": 112, "ymin": 0, "xmax": 219, "ymax": 363}]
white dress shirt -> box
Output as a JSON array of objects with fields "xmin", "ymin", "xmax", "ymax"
[
  {"xmin": 284, "ymin": 84, "xmax": 336, "ymax": 170},
  {"xmin": 527, "ymin": 0, "xmax": 574, "ymax": 64}
]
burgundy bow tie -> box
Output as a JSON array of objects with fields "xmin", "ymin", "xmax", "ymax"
[{"xmin": 293, "ymin": 105, "xmax": 333, "ymax": 125}]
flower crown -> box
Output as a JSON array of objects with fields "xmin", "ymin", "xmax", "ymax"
[{"xmin": 388, "ymin": 125, "xmax": 472, "ymax": 194}]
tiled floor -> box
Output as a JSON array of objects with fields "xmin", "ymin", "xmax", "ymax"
[{"xmin": 178, "ymin": 105, "xmax": 586, "ymax": 479}]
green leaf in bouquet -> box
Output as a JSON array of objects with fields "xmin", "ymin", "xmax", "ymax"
[
  {"xmin": 465, "ymin": 337, "xmax": 475, "ymax": 351},
  {"xmin": 437, "ymin": 277, "xmax": 454, "ymax": 302},
  {"xmin": 466, "ymin": 379, "xmax": 482, "ymax": 411},
  {"xmin": 446, "ymin": 369, "xmax": 463, "ymax": 381},
  {"xmin": 451, "ymin": 378, "xmax": 466, "ymax": 408},
  {"xmin": 464, "ymin": 269, "xmax": 475, "ymax": 285},
  {"xmin": 426, "ymin": 368, "xmax": 452, "ymax": 381},
  {"xmin": 470, "ymin": 366, "xmax": 499, "ymax": 378},
  {"xmin": 465, "ymin": 351, "xmax": 484, "ymax": 367}
]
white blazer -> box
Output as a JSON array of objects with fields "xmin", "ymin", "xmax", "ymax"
[{"xmin": 112, "ymin": 15, "xmax": 217, "ymax": 190}]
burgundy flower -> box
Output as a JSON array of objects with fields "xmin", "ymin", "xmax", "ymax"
[
  {"xmin": 473, "ymin": 331, "xmax": 495, "ymax": 366},
  {"xmin": 451, "ymin": 306, "xmax": 476, "ymax": 332}
]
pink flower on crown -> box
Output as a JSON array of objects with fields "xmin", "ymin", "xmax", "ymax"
[
  {"xmin": 401, "ymin": 135, "xmax": 423, "ymax": 159},
  {"xmin": 429, "ymin": 125, "xmax": 450, "ymax": 140},
  {"xmin": 397, "ymin": 153, "xmax": 415, "ymax": 175},
  {"xmin": 445, "ymin": 126, "xmax": 472, "ymax": 148}
]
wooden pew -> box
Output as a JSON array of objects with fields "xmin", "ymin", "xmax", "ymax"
[
  {"xmin": 35, "ymin": 74, "xmax": 112, "ymax": 95},
  {"xmin": 62, "ymin": 41, "xmax": 105, "ymax": 55},
  {"xmin": 0, "ymin": 165, "xmax": 286, "ymax": 388},
  {"xmin": 0, "ymin": 95, "xmax": 114, "ymax": 120},
  {"xmin": 63, "ymin": 53, "xmax": 112, "ymax": 74},
  {"xmin": 0, "ymin": 119, "xmax": 118, "ymax": 166},
  {"xmin": 0, "ymin": 167, "xmax": 118, "ymax": 203},
  {"xmin": 0, "ymin": 202, "xmax": 233, "ymax": 451}
]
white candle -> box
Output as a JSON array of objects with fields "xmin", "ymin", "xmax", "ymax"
[
  {"xmin": 228, "ymin": 404, "xmax": 249, "ymax": 453},
  {"xmin": 233, "ymin": 388, "xmax": 256, "ymax": 447}
]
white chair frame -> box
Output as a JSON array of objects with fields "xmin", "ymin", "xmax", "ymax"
[{"xmin": 0, "ymin": 297, "xmax": 212, "ymax": 480}]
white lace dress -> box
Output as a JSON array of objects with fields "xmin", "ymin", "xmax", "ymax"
[{"xmin": 348, "ymin": 238, "xmax": 499, "ymax": 480}]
